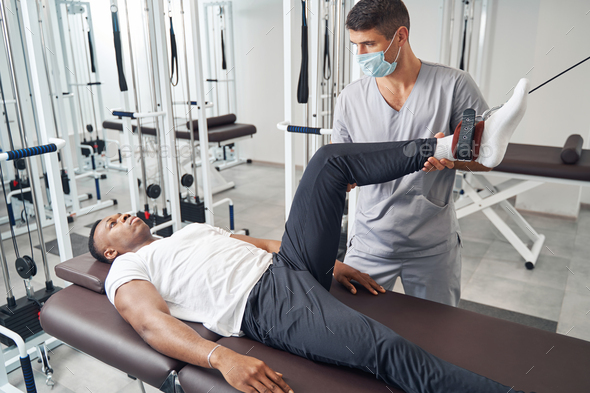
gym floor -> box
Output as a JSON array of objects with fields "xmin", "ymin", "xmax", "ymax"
[{"xmin": 0, "ymin": 162, "xmax": 588, "ymax": 392}]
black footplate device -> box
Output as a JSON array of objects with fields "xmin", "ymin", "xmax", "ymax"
[{"xmin": 456, "ymin": 108, "xmax": 476, "ymax": 161}]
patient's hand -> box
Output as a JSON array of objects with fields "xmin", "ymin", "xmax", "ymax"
[
  {"xmin": 212, "ymin": 347, "xmax": 294, "ymax": 393},
  {"xmin": 334, "ymin": 260, "xmax": 386, "ymax": 296}
]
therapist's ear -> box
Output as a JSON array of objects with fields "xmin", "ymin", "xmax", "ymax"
[{"xmin": 396, "ymin": 26, "xmax": 409, "ymax": 46}]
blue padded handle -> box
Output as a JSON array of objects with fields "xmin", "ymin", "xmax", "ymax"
[
  {"xmin": 286, "ymin": 125, "xmax": 322, "ymax": 135},
  {"xmin": 7, "ymin": 204, "xmax": 15, "ymax": 226},
  {"xmin": 6, "ymin": 144, "xmax": 57, "ymax": 161},
  {"xmin": 229, "ymin": 204, "xmax": 234, "ymax": 231},
  {"xmin": 20, "ymin": 355, "xmax": 37, "ymax": 393},
  {"xmin": 112, "ymin": 110, "xmax": 135, "ymax": 118}
]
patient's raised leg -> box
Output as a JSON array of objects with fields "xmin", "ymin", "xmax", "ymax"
[
  {"xmin": 277, "ymin": 138, "xmax": 437, "ymax": 291},
  {"xmin": 277, "ymin": 78, "xmax": 529, "ymax": 291}
]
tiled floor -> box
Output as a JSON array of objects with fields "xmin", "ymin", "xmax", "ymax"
[{"xmin": 1, "ymin": 161, "xmax": 589, "ymax": 391}]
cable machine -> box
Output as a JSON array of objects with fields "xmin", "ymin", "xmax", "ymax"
[
  {"xmin": 202, "ymin": 1, "xmax": 237, "ymax": 118},
  {"xmin": 439, "ymin": 0, "xmax": 491, "ymax": 88},
  {"xmin": 283, "ymin": 0, "xmax": 355, "ymax": 219},
  {"xmin": 0, "ymin": 0, "xmax": 80, "ymax": 389},
  {"xmin": 0, "ymin": 1, "xmax": 61, "ymax": 240},
  {"xmin": 49, "ymin": 0, "xmax": 119, "ymax": 219},
  {"xmin": 168, "ymin": 0, "xmax": 243, "ymax": 232}
]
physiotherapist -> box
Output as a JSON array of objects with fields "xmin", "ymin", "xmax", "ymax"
[{"xmin": 332, "ymin": 0, "xmax": 490, "ymax": 306}]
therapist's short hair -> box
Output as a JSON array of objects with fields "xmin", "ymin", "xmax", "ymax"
[{"xmin": 346, "ymin": 0, "xmax": 410, "ymax": 40}]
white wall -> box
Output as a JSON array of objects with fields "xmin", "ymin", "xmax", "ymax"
[
  {"xmin": 229, "ymin": 0, "xmax": 288, "ymax": 164},
  {"xmin": 485, "ymin": 0, "xmax": 590, "ymax": 213}
]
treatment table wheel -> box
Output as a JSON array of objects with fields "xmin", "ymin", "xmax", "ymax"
[{"xmin": 525, "ymin": 261, "xmax": 535, "ymax": 270}]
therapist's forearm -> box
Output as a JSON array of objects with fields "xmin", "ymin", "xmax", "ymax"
[{"xmin": 453, "ymin": 161, "xmax": 492, "ymax": 172}]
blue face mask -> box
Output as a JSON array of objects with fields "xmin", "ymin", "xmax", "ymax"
[{"xmin": 354, "ymin": 31, "xmax": 401, "ymax": 78}]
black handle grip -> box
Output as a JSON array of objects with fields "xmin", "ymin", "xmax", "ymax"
[
  {"xmin": 297, "ymin": 22, "xmax": 309, "ymax": 104},
  {"xmin": 221, "ymin": 30, "xmax": 227, "ymax": 70},
  {"xmin": 169, "ymin": 17, "xmax": 178, "ymax": 86},
  {"xmin": 88, "ymin": 31, "xmax": 96, "ymax": 73},
  {"xmin": 111, "ymin": 11, "xmax": 128, "ymax": 92}
]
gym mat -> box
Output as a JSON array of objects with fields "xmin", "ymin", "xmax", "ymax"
[{"xmin": 35, "ymin": 233, "xmax": 89, "ymax": 258}]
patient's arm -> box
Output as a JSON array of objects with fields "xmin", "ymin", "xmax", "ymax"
[
  {"xmin": 231, "ymin": 234, "xmax": 281, "ymax": 253},
  {"xmin": 115, "ymin": 280, "xmax": 293, "ymax": 393}
]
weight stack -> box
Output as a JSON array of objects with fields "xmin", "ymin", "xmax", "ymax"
[
  {"xmin": 9, "ymin": 179, "xmax": 33, "ymax": 203},
  {"xmin": 137, "ymin": 211, "xmax": 173, "ymax": 238},
  {"xmin": 0, "ymin": 286, "xmax": 61, "ymax": 346},
  {"xmin": 154, "ymin": 213, "xmax": 173, "ymax": 237},
  {"xmin": 180, "ymin": 200, "xmax": 205, "ymax": 223}
]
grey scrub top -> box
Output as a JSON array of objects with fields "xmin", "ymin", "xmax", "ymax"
[{"xmin": 332, "ymin": 60, "xmax": 488, "ymax": 258}]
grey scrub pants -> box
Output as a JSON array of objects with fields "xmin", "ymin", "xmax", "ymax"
[
  {"xmin": 241, "ymin": 140, "xmax": 524, "ymax": 393},
  {"xmin": 343, "ymin": 240, "xmax": 462, "ymax": 307}
]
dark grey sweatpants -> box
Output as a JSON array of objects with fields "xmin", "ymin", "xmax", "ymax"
[{"xmin": 241, "ymin": 140, "xmax": 523, "ymax": 393}]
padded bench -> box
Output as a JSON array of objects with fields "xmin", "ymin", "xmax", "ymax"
[
  {"xmin": 40, "ymin": 253, "xmax": 590, "ymax": 392},
  {"xmin": 495, "ymin": 143, "xmax": 590, "ymax": 181},
  {"xmin": 103, "ymin": 114, "xmax": 256, "ymax": 145}
]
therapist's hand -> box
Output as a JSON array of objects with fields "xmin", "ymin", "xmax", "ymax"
[
  {"xmin": 347, "ymin": 183, "xmax": 357, "ymax": 192},
  {"xmin": 423, "ymin": 132, "xmax": 455, "ymax": 172},
  {"xmin": 334, "ymin": 260, "xmax": 386, "ymax": 295}
]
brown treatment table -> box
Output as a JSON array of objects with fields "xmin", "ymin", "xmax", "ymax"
[{"xmin": 39, "ymin": 253, "xmax": 590, "ymax": 392}]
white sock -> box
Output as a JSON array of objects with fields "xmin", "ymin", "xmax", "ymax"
[
  {"xmin": 433, "ymin": 135, "xmax": 455, "ymax": 161},
  {"xmin": 476, "ymin": 78, "xmax": 530, "ymax": 168}
]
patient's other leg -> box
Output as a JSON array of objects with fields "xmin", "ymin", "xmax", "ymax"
[{"xmin": 242, "ymin": 267, "xmax": 526, "ymax": 393}]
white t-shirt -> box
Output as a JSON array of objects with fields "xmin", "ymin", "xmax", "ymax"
[{"xmin": 105, "ymin": 223, "xmax": 273, "ymax": 337}]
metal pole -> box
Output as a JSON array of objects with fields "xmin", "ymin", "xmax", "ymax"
[
  {"xmin": 179, "ymin": 0, "xmax": 199, "ymax": 201},
  {"xmin": 79, "ymin": 12, "xmax": 99, "ymax": 137},
  {"xmin": 333, "ymin": 0, "xmax": 342, "ymax": 97},
  {"xmin": 142, "ymin": 0, "xmax": 167, "ymax": 209},
  {"xmin": 64, "ymin": 10, "xmax": 87, "ymax": 141},
  {"xmin": 33, "ymin": 0, "xmax": 65, "ymax": 171},
  {"xmin": 474, "ymin": 0, "xmax": 489, "ymax": 89},
  {"xmin": 188, "ymin": 0, "xmax": 214, "ymax": 224},
  {"xmin": 55, "ymin": 1, "xmax": 85, "ymax": 174},
  {"xmin": 121, "ymin": 0, "xmax": 150, "ymax": 210},
  {"xmin": 84, "ymin": 4, "xmax": 108, "ymax": 162}
]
